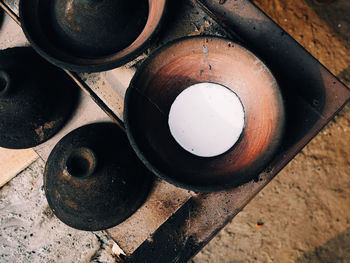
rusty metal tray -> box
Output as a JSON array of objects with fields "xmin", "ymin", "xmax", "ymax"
[{"xmin": 1, "ymin": 0, "xmax": 350, "ymax": 262}]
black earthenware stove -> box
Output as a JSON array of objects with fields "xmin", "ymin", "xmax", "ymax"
[{"xmin": 0, "ymin": 0, "xmax": 349, "ymax": 262}]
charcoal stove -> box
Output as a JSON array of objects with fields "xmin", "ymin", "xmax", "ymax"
[{"xmin": 0, "ymin": 0, "xmax": 349, "ymax": 262}]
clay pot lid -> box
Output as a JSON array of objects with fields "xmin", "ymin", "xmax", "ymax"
[
  {"xmin": 44, "ymin": 122, "xmax": 154, "ymax": 231},
  {"xmin": 19, "ymin": 0, "xmax": 167, "ymax": 72},
  {"xmin": 124, "ymin": 36, "xmax": 285, "ymax": 192},
  {"xmin": 0, "ymin": 47, "xmax": 79, "ymax": 149}
]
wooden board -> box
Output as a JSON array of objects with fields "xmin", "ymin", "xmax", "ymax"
[{"xmin": 0, "ymin": 148, "xmax": 38, "ymax": 187}]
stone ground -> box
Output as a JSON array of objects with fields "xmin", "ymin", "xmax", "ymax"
[
  {"xmin": 193, "ymin": 0, "xmax": 350, "ymax": 262},
  {"xmin": 0, "ymin": 0, "xmax": 349, "ymax": 262},
  {"xmin": 0, "ymin": 159, "xmax": 118, "ymax": 263}
]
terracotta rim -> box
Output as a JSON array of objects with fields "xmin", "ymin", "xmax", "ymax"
[{"xmin": 125, "ymin": 36, "xmax": 285, "ymax": 192}]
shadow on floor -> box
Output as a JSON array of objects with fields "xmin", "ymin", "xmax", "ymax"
[
  {"xmin": 305, "ymin": 0, "xmax": 350, "ymax": 48},
  {"xmin": 296, "ymin": 227, "xmax": 350, "ymax": 263},
  {"xmin": 337, "ymin": 66, "xmax": 350, "ymax": 86}
]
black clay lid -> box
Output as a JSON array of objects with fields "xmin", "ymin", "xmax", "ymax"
[
  {"xmin": 44, "ymin": 122, "xmax": 154, "ymax": 231},
  {"xmin": 0, "ymin": 47, "xmax": 78, "ymax": 149}
]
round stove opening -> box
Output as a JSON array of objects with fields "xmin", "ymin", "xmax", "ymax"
[{"xmin": 168, "ymin": 82, "xmax": 245, "ymax": 158}]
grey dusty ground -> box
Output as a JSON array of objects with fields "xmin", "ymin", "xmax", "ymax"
[
  {"xmin": 1, "ymin": 0, "xmax": 350, "ymax": 262},
  {"xmin": 0, "ymin": 159, "xmax": 118, "ymax": 263}
]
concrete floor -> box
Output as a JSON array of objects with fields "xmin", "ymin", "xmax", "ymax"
[
  {"xmin": 193, "ymin": 0, "xmax": 350, "ymax": 262},
  {"xmin": 0, "ymin": 159, "xmax": 119, "ymax": 263},
  {"xmin": 0, "ymin": 0, "xmax": 349, "ymax": 262}
]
